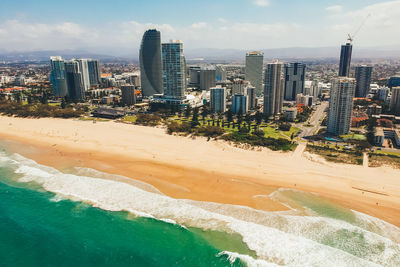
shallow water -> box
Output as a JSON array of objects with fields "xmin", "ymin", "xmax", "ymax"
[{"xmin": 0, "ymin": 145, "xmax": 399, "ymax": 266}]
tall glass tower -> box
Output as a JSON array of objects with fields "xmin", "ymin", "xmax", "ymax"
[
  {"xmin": 140, "ymin": 29, "xmax": 163, "ymax": 97},
  {"xmin": 50, "ymin": 56, "xmax": 68, "ymax": 97},
  {"xmin": 263, "ymin": 62, "xmax": 284, "ymax": 118},
  {"xmin": 162, "ymin": 40, "xmax": 186, "ymax": 100},
  {"xmin": 245, "ymin": 51, "xmax": 264, "ymax": 96},
  {"xmin": 339, "ymin": 43, "xmax": 352, "ymax": 77}
]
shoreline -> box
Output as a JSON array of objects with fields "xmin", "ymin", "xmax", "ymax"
[{"xmin": 1, "ymin": 116, "xmax": 400, "ymax": 227}]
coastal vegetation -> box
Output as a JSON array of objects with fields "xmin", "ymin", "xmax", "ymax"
[
  {"xmin": 368, "ymin": 151, "xmax": 400, "ymax": 169},
  {"xmin": 0, "ymin": 100, "xmax": 85, "ymax": 118},
  {"xmin": 306, "ymin": 144, "xmax": 364, "ymax": 165}
]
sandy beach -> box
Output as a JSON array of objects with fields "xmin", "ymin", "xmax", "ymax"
[{"xmin": 1, "ymin": 116, "xmax": 399, "ymax": 227}]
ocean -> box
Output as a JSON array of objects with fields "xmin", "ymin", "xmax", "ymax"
[{"xmin": 0, "ymin": 144, "xmax": 399, "ymax": 266}]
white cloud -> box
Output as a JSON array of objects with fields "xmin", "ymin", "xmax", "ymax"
[
  {"xmin": 329, "ymin": 1, "xmax": 400, "ymax": 45},
  {"xmin": 191, "ymin": 22, "xmax": 207, "ymax": 29},
  {"xmin": 217, "ymin": 18, "xmax": 227, "ymax": 23},
  {"xmin": 1, "ymin": 1, "xmax": 400, "ymax": 56},
  {"xmin": 253, "ymin": 0, "xmax": 270, "ymax": 7},
  {"xmin": 326, "ymin": 5, "xmax": 343, "ymax": 12}
]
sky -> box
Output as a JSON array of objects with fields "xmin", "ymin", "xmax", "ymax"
[{"xmin": 0, "ymin": 0, "xmax": 399, "ymax": 56}]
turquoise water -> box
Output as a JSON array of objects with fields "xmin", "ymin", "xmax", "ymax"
[
  {"xmin": 0, "ymin": 157, "xmax": 248, "ymax": 267},
  {"xmin": 1, "ymin": 143, "xmax": 400, "ymax": 266}
]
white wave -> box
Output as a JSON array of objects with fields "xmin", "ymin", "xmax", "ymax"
[
  {"xmin": 3, "ymin": 151, "xmax": 400, "ymax": 266},
  {"xmin": 217, "ymin": 251, "xmax": 280, "ymax": 267}
]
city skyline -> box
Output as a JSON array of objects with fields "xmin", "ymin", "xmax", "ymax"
[{"xmin": 0, "ymin": 1, "xmax": 400, "ymax": 55}]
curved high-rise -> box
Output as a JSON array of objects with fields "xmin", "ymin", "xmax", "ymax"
[{"xmin": 140, "ymin": 29, "xmax": 163, "ymax": 97}]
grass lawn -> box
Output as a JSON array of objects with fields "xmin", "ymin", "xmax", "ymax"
[
  {"xmin": 341, "ymin": 133, "xmax": 367, "ymax": 141},
  {"xmin": 121, "ymin": 116, "xmax": 137, "ymax": 123},
  {"xmin": 372, "ymin": 150, "xmax": 400, "ymax": 157}
]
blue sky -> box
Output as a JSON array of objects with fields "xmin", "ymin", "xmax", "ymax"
[{"xmin": 0, "ymin": 0, "xmax": 399, "ymax": 54}]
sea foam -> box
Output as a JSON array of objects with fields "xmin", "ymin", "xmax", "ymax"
[{"xmin": 2, "ymin": 152, "xmax": 400, "ymax": 267}]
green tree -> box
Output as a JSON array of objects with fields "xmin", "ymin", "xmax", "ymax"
[
  {"xmin": 191, "ymin": 107, "xmax": 200, "ymax": 128},
  {"xmin": 366, "ymin": 117, "xmax": 377, "ymax": 145},
  {"xmin": 184, "ymin": 105, "xmax": 192, "ymax": 118}
]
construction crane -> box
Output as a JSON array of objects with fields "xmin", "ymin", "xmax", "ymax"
[{"xmin": 347, "ymin": 14, "xmax": 371, "ymax": 43}]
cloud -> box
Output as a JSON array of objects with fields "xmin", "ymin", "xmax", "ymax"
[
  {"xmin": 329, "ymin": 1, "xmax": 400, "ymax": 45},
  {"xmin": 253, "ymin": 0, "xmax": 270, "ymax": 7},
  {"xmin": 191, "ymin": 22, "xmax": 207, "ymax": 29},
  {"xmin": 326, "ymin": 5, "xmax": 343, "ymax": 12},
  {"xmin": 217, "ymin": 18, "xmax": 227, "ymax": 23}
]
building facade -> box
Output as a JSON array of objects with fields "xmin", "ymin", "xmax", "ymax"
[
  {"xmin": 162, "ymin": 40, "xmax": 186, "ymax": 100},
  {"xmin": 121, "ymin": 85, "xmax": 136, "ymax": 106},
  {"xmin": 390, "ymin": 87, "xmax": 400, "ymax": 115},
  {"xmin": 140, "ymin": 29, "xmax": 163, "ymax": 97},
  {"xmin": 76, "ymin": 59, "xmax": 91, "ymax": 91},
  {"xmin": 216, "ymin": 65, "xmax": 227, "ymax": 82},
  {"xmin": 199, "ymin": 68, "xmax": 216, "ymax": 91},
  {"xmin": 355, "ymin": 65, "xmax": 373, "ymax": 97},
  {"xmin": 284, "ymin": 62, "xmax": 306, "ymax": 101},
  {"xmin": 210, "ymin": 86, "xmax": 226, "ymax": 113},
  {"xmin": 50, "ymin": 56, "xmax": 68, "ymax": 97},
  {"xmin": 327, "ymin": 77, "xmax": 356, "ymax": 135},
  {"xmin": 64, "ymin": 61, "xmax": 85, "ymax": 100},
  {"xmin": 245, "ymin": 51, "xmax": 264, "ymax": 96},
  {"xmin": 263, "ymin": 62, "xmax": 284, "ymax": 118},
  {"xmin": 232, "ymin": 94, "xmax": 248, "ymax": 114},
  {"xmin": 339, "ymin": 43, "xmax": 352, "ymax": 77},
  {"xmin": 87, "ymin": 59, "xmax": 101, "ymax": 86}
]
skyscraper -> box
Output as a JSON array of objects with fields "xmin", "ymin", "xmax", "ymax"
[
  {"xmin": 355, "ymin": 65, "xmax": 372, "ymax": 98},
  {"xmin": 87, "ymin": 59, "xmax": 101, "ymax": 86},
  {"xmin": 232, "ymin": 94, "xmax": 248, "ymax": 114},
  {"xmin": 121, "ymin": 85, "xmax": 136, "ymax": 106},
  {"xmin": 338, "ymin": 43, "xmax": 352, "ymax": 77},
  {"xmin": 50, "ymin": 56, "xmax": 68, "ymax": 97},
  {"xmin": 245, "ymin": 51, "xmax": 264, "ymax": 96},
  {"xmin": 327, "ymin": 77, "xmax": 356, "ymax": 135},
  {"xmin": 390, "ymin": 87, "xmax": 400, "ymax": 115},
  {"xmin": 216, "ymin": 65, "xmax": 227, "ymax": 82},
  {"xmin": 263, "ymin": 62, "xmax": 284, "ymax": 118},
  {"xmin": 199, "ymin": 67, "xmax": 216, "ymax": 91},
  {"xmin": 140, "ymin": 29, "xmax": 163, "ymax": 97},
  {"xmin": 76, "ymin": 59, "xmax": 91, "ymax": 91},
  {"xmin": 284, "ymin": 63, "xmax": 306, "ymax": 101},
  {"xmin": 210, "ymin": 86, "xmax": 226, "ymax": 113},
  {"xmin": 246, "ymin": 86, "xmax": 256, "ymax": 110},
  {"xmin": 162, "ymin": 40, "xmax": 186, "ymax": 100},
  {"xmin": 64, "ymin": 61, "xmax": 85, "ymax": 100}
]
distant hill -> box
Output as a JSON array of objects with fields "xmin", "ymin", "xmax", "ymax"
[
  {"xmin": 1, "ymin": 46, "xmax": 400, "ymax": 63},
  {"xmin": 0, "ymin": 50, "xmax": 123, "ymax": 62}
]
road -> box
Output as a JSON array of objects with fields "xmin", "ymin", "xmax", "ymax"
[{"xmin": 297, "ymin": 101, "xmax": 329, "ymax": 139}]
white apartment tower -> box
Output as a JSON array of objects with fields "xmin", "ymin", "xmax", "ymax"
[{"xmin": 327, "ymin": 77, "xmax": 356, "ymax": 135}]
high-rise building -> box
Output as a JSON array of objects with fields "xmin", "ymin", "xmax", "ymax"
[
  {"xmin": 232, "ymin": 94, "xmax": 248, "ymax": 114},
  {"xmin": 189, "ymin": 66, "xmax": 201, "ymax": 86},
  {"xmin": 231, "ymin": 79, "xmax": 252, "ymax": 95},
  {"xmin": 76, "ymin": 59, "xmax": 91, "ymax": 91},
  {"xmin": 140, "ymin": 29, "xmax": 163, "ymax": 97},
  {"xmin": 284, "ymin": 62, "xmax": 306, "ymax": 101},
  {"xmin": 199, "ymin": 67, "xmax": 216, "ymax": 91},
  {"xmin": 338, "ymin": 43, "xmax": 352, "ymax": 77},
  {"xmin": 245, "ymin": 51, "xmax": 264, "ymax": 96},
  {"xmin": 327, "ymin": 77, "xmax": 356, "ymax": 135},
  {"xmin": 390, "ymin": 87, "xmax": 400, "ymax": 115},
  {"xmin": 355, "ymin": 65, "xmax": 373, "ymax": 97},
  {"xmin": 87, "ymin": 59, "xmax": 101, "ymax": 86},
  {"xmin": 50, "ymin": 56, "xmax": 68, "ymax": 97},
  {"xmin": 216, "ymin": 65, "xmax": 227, "ymax": 82},
  {"xmin": 263, "ymin": 62, "xmax": 284, "ymax": 118},
  {"xmin": 64, "ymin": 61, "xmax": 85, "ymax": 100},
  {"xmin": 121, "ymin": 85, "xmax": 136, "ymax": 106},
  {"xmin": 387, "ymin": 75, "xmax": 400, "ymax": 89},
  {"xmin": 246, "ymin": 86, "xmax": 256, "ymax": 110},
  {"xmin": 162, "ymin": 40, "xmax": 186, "ymax": 100},
  {"xmin": 210, "ymin": 86, "xmax": 227, "ymax": 113},
  {"xmin": 377, "ymin": 87, "xmax": 390, "ymax": 102}
]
